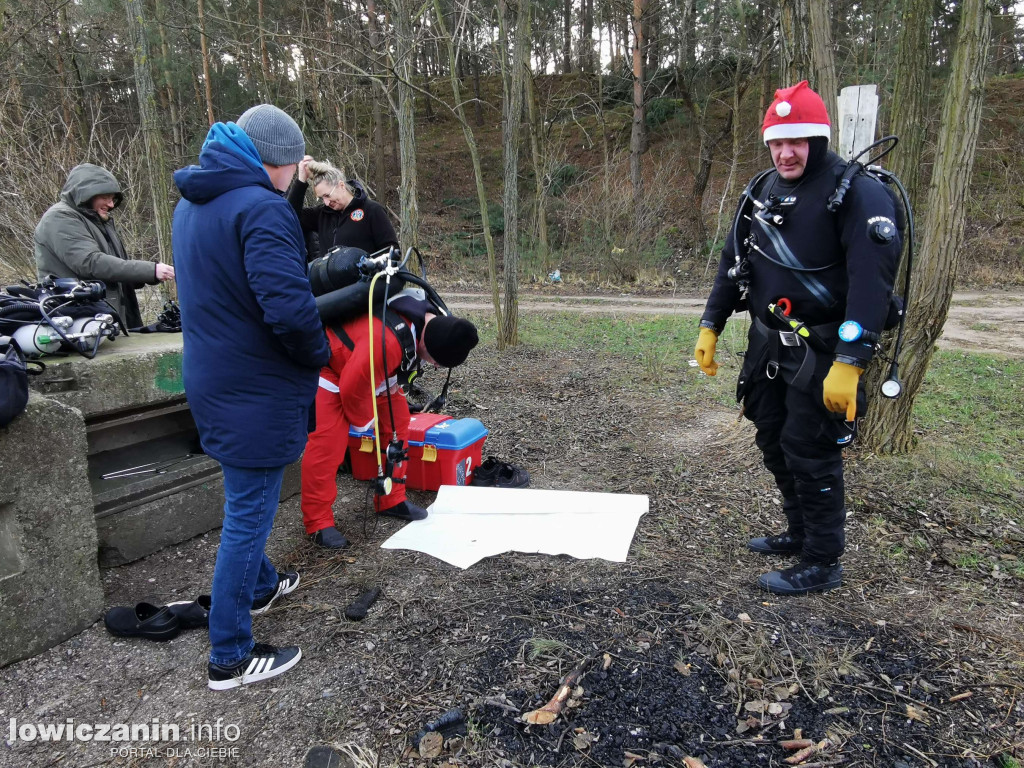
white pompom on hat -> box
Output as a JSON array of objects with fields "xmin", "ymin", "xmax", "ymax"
[{"xmin": 761, "ymin": 81, "xmax": 831, "ymax": 145}]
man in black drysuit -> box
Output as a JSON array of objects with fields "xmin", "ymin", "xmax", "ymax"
[{"xmin": 693, "ymin": 81, "xmax": 902, "ymax": 595}]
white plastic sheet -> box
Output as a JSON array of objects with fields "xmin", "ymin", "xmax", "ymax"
[{"xmin": 380, "ymin": 485, "xmax": 649, "ymax": 569}]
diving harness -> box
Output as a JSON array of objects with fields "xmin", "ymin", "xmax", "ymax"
[
  {"xmin": 314, "ymin": 244, "xmax": 457, "ymax": 502},
  {"xmin": 728, "ymin": 136, "xmax": 914, "ymax": 399}
]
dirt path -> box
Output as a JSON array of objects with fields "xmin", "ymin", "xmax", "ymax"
[{"xmin": 445, "ymin": 290, "xmax": 1024, "ymax": 358}]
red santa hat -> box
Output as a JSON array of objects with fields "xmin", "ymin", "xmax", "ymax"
[{"xmin": 761, "ymin": 81, "xmax": 831, "ymax": 144}]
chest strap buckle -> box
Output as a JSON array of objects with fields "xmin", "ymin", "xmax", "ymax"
[{"xmin": 779, "ymin": 331, "xmax": 801, "ymax": 347}]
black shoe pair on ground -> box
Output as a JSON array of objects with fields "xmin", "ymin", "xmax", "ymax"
[
  {"xmin": 747, "ymin": 532, "xmax": 843, "ymax": 595},
  {"xmin": 470, "ymin": 457, "xmax": 530, "ymax": 489},
  {"xmin": 104, "ymin": 570, "xmax": 298, "ymax": 641},
  {"xmin": 103, "ymin": 595, "xmax": 211, "ymax": 642},
  {"xmin": 310, "ymin": 502, "xmax": 429, "ymax": 549}
]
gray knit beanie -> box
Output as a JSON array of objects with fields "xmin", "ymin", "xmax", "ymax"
[{"xmin": 236, "ymin": 104, "xmax": 305, "ymax": 166}]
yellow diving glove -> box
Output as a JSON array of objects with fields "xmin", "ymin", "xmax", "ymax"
[
  {"xmin": 822, "ymin": 361, "xmax": 864, "ymax": 421},
  {"xmin": 694, "ymin": 327, "xmax": 720, "ymax": 376}
]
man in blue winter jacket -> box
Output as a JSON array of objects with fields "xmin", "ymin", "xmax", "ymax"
[{"xmin": 172, "ymin": 104, "xmax": 330, "ymax": 690}]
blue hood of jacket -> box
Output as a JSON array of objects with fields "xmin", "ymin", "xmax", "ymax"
[{"xmin": 174, "ymin": 123, "xmax": 273, "ymax": 205}]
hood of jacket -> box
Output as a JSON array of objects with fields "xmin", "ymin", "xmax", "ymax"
[
  {"xmin": 174, "ymin": 122, "xmax": 275, "ymax": 204},
  {"xmin": 60, "ymin": 163, "xmax": 123, "ymax": 211},
  {"xmin": 346, "ymin": 179, "xmax": 369, "ymax": 208}
]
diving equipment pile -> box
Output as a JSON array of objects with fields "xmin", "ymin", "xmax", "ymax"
[{"xmin": 0, "ymin": 276, "xmax": 124, "ymax": 359}]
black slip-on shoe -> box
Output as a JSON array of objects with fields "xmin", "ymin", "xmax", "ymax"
[
  {"xmin": 378, "ymin": 501, "xmax": 428, "ymax": 521},
  {"xmin": 493, "ymin": 463, "xmax": 530, "ymax": 489},
  {"xmin": 310, "ymin": 526, "xmax": 350, "ymax": 550},
  {"xmin": 758, "ymin": 560, "xmax": 843, "ymax": 595},
  {"xmin": 471, "ymin": 457, "xmax": 530, "ymax": 488},
  {"xmin": 469, "ymin": 457, "xmax": 502, "ymax": 486},
  {"xmin": 104, "ymin": 603, "xmax": 180, "ymax": 641},
  {"xmin": 747, "ymin": 532, "xmax": 804, "ymax": 555},
  {"xmin": 207, "ymin": 643, "xmax": 301, "ymax": 691},
  {"xmin": 251, "ymin": 571, "xmax": 301, "ymax": 614},
  {"xmin": 165, "ymin": 595, "xmax": 211, "ymax": 630}
]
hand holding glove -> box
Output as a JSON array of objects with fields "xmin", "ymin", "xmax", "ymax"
[
  {"xmin": 822, "ymin": 361, "xmax": 863, "ymax": 421},
  {"xmin": 694, "ymin": 327, "xmax": 720, "ymax": 376}
]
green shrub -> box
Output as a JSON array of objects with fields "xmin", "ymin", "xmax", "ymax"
[
  {"xmin": 646, "ymin": 97, "xmax": 682, "ymax": 128},
  {"xmin": 548, "ymin": 164, "xmax": 583, "ymax": 197}
]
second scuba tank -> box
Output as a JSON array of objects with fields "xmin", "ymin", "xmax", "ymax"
[{"xmin": 70, "ymin": 314, "xmax": 116, "ymax": 349}]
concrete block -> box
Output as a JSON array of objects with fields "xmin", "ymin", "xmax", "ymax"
[
  {"xmin": 0, "ymin": 392, "xmax": 103, "ymax": 668},
  {"xmin": 95, "ymin": 460, "xmax": 301, "ymax": 567},
  {"xmin": 30, "ymin": 335, "xmax": 303, "ymax": 567},
  {"xmin": 30, "ymin": 333, "xmax": 185, "ymax": 418}
]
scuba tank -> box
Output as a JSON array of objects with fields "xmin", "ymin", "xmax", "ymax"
[
  {"xmin": 0, "ymin": 277, "xmax": 123, "ymax": 359},
  {"xmin": 12, "ymin": 316, "xmax": 72, "ymax": 356},
  {"xmin": 310, "ymin": 245, "xmax": 451, "ymax": 324}
]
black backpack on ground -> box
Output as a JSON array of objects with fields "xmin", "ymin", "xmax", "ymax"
[{"xmin": 1, "ymin": 337, "xmax": 31, "ymax": 427}]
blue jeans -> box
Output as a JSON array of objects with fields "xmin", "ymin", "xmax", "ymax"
[{"xmin": 209, "ymin": 463, "xmax": 286, "ymax": 666}]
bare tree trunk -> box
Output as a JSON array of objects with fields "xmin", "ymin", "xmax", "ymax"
[
  {"xmin": 779, "ymin": 0, "xmax": 810, "ymax": 84},
  {"xmin": 886, "ymin": 0, "xmax": 932, "ymax": 206},
  {"xmin": 497, "ymin": 0, "xmax": 529, "ymax": 349},
  {"xmin": 471, "ymin": 25, "xmax": 484, "ymax": 126},
  {"xmin": 125, "ymin": 0, "xmax": 174, "ymax": 281},
  {"xmin": 391, "ymin": 0, "xmax": 420, "ymax": 251},
  {"xmin": 629, "ymin": 0, "xmax": 647, "ymax": 225},
  {"xmin": 432, "ymin": 0, "xmax": 502, "ymax": 328},
  {"xmin": 368, "ymin": 0, "xmax": 387, "ymax": 196},
  {"xmin": 58, "ymin": 6, "xmax": 88, "ymax": 147},
  {"xmin": 645, "ymin": 1, "xmax": 658, "ymax": 73},
  {"xmin": 860, "ymin": 0, "xmax": 992, "ymax": 454},
  {"xmin": 258, "ymin": 0, "xmax": 271, "ymax": 96},
  {"xmin": 581, "ymin": 0, "xmax": 594, "ymax": 72},
  {"xmin": 599, "ymin": 66, "xmax": 614, "ymax": 256},
  {"xmin": 526, "ymin": 72, "xmax": 550, "ymax": 274},
  {"xmin": 154, "ymin": 0, "xmax": 183, "ymax": 161},
  {"xmin": 679, "ymin": 0, "xmax": 696, "ymax": 72},
  {"xmin": 807, "ymin": 0, "xmax": 837, "ymax": 143},
  {"xmin": 859, "ymin": 0, "xmax": 932, "ymax": 432},
  {"xmin": 198, "ymin": 0, "xmax": 216, "ymax": 125},
  {"xmin": 563, "ymin": 0, "xmax": 572, "ymax": 73}
]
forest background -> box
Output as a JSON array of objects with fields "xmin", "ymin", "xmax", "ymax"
[{"xmin": 0, "ymin": 0, "xmax": 1022, "ymax": 447}]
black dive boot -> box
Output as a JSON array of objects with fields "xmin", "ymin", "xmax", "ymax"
[
  {"xmin": 310, "ymin": 526, "xmax": 350, "ymax": 549},
  {"xmin": 747, "ymin": 532, "xmax": 804, "ymax": 555},
  {"xmin": 757, "ymin": 560, "xmax": 843, "ymax": 595}
]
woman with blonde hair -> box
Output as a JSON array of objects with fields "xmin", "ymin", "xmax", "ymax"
[{"xmin": 287, "ymin": 156, "xmax": 398, "ymax": 261}]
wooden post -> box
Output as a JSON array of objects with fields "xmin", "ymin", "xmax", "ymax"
[{"xmin": 837, "ymin": 84, "xmax": 878, "ymax": 161}]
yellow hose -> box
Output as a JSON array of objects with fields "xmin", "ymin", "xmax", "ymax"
[{"xmin": 367, "ymin": 271, "xmax": 384, "ymax": 476}]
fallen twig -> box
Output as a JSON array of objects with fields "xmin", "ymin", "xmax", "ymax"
[
  {"xmin": 779, "ymin": 738, "xmax": 815, "ymax": 750},
  {"xmin": 784, "ymin": 738, "xmax": 830, "ymax": 765},
  {"xmin": 900, "ymin": 741, "xmax": 939, "ymax": 767},
  {"xmin": 522, "ymin": 656, "xmax": 592, "ymax": 725}
]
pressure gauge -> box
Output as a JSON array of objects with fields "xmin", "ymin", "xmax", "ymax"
[
  {"xmin": 838, "ymin": 321, "xmax": 863, "ymax": 343},
  {"xmin": 881, "ymin": 378, "xmax": 903, "ymax": 398}
]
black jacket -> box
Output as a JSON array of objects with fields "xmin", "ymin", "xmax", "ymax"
[
  {"xmin": 701, "ymin": 151, "xmax": 902, "ymax": 364},
  {"xmin": 287, "ymin": 179, "xmax": 399, "ymax": 261}
]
